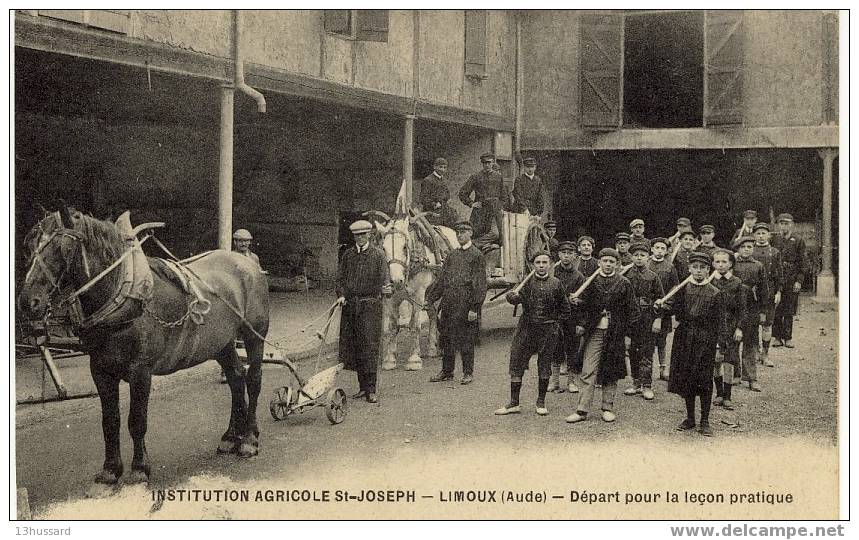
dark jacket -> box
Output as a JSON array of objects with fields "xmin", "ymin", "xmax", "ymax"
[
  {"xmin": 733, "ymin": 256, "xmax": 769, "ymax": 315},
  {"xmin": 575, "ymin": 256, "xmax": 599, "ymax": 279},
  {"xmin": 578, "ymin": 272, "xmax": 638, "ymax": 385},
  {"xmin": 710, "ymin": 272, "xmax": 748, "ymax": 346},
  {"xmin": 771, "ymin": 232, "xmax": 808, "ymax": 288},
  {"xmin": 426, "ymin": 243, "xmax": 488, "ymax": 328},
  {"xmin": 420, "ymin": 172, "xmax": 450, "ymax": 210},
  {"xmin": 507, "ymin": 274, "xmax": 570, "ymax": 325},
  {"xmin": 626, "ymin": 265, "xmax": 665, "ymax": 320},
  {"xmin": 752, "ymin": 244, "xmax": 783, "ymax": 300},
  {"xmin": 458, "ymin": 169, "xmax": 506, "ymax": 206},
  {"xmin": 512, "ymin": 173, "xmax": 545, "ymax": 215}
]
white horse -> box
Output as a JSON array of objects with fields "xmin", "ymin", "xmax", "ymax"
[{"xmin": 369, "ymin": 210, "xmax": 458, "ymax": 371}]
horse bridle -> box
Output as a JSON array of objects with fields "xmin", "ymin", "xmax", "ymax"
[
  {"xmin": 382, "ymin": 227, "xmax": 411, "ymax": 275},
  {"xmin": 24, "ymin": 222, "xmax": 92, "ymax": 316}
]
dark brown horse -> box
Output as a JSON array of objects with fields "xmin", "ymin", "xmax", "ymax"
[{"xmin": 17, "ymin": 207, "xmax": 270, "ymax": 484}]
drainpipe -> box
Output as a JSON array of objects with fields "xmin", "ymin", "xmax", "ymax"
[
  {"xmin": 233, "ymin": 10, "xmax": 267, "ymax": 113},
  {"xmin": 219, "ymin": 10, "xmax": 266, "ymax": 251},
  {"xmin": 514, "ymin": 11, "xmax": 523, "ymax": 176}
]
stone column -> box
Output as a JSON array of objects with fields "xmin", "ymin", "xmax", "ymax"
[{"xmin": 816, "ymin": 148, "xmax": 837, "ymax": 299}]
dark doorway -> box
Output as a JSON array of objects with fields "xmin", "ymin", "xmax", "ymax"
[{"xmin": 623, "ymin": 11, "xmax": 704, "ymax": 128}]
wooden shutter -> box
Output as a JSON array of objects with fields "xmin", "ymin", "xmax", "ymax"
[
  {"xmin": 37, "ymin": 10, "xmax": 128, "ymax": 33},
  {"xmin": 465, "ymin": 10, "xmax": 488, "ymax": 79},
  {"xmin": 704, "ymin": 10, "xmax": 744, "ymax": 126},
  {"xmin": 324, "ymin": 10, "xmax": 351, "ymax": 36},
  {"xmin": 579, "ymin": 13, "xmax": 623, "ymax": 129},
  {"xmin": 822, "ymin": 11, "xmax": 838, "ymax": 125},
  {"xmin": 356, "ymin": 10, "xmax": 389, "ymax": 42}
]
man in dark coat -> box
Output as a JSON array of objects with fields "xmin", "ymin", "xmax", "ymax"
[
  {"xmin": 336, "ymin": 220, "xmax": 392, "ymax": 403},
  {"xmin": 549, "ymin": 241, "xmax": 586, "ymax": 393},
  {"xmin": 565, "ymin": 248, "xmax": 638, "ymax": 424},
  {"xmin": 733, "ymin": 236, "xmax": 769, "ymax": 392},
  {"xmin": 623, "ymin": 242, "xmax": 664, "ymax": 401},
  {"xmin": 752, "ymin": 222, "xmax": 783, "ymax": 366},
  {"xmin": 426, "ymin": 221, "xmax": 487, "ymax": 385},
  {"xmin": 657, "ymin": 251, "xmax": 726, "ymax": 437},
  {"xmin": 771, "ymin": 213, "xmax": 808, "ymax": 348},
  {"xmin": 459, "ymin": 153, "xmax": 507, "ymax": 250},
  {"xmin": 648, "ymin": 237, "xmax": 679, "ymax": 381},
  {"xmin": 419, "ymin": 157, "xmax": 459, "ymax": 227},
  {"xmin": 511, "ymin": 157, "xmax": 545, "ymax": 216},
  {"xmin": 496, "ymin": 251, "xmax": 570, "ymax": 416}
]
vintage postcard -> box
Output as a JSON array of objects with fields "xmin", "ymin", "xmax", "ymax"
[{"xmin": 10, "ymin": 7, "xmax": 846, "ymax": 527}]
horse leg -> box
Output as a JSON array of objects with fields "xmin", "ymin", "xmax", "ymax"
[
  {"xmin": 90, "ymin": 362, "xmax": 123, "ymax": 484},
  {"xmin": 426, "ymin": 305, "xmax": 441, "ymax": 358},
  {"xmin": 238, "ymin": 339, "xmax": 263, "ymax": 458},
  {"xmin": 380, "ymin": 301, "xmax": 398, "ymax": 371},
  {"xmin": 215, "ymin": 344, "xmax": 247, "ymax": 455},
  {"xmin": 126, "ymin": 365, "xmax": 152, "ymax": 483},
  {"xmin": 405, "ymin": 303, "xmax": 422, "ymax": 371}
]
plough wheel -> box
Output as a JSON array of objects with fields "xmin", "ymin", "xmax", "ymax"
[
  {"xmin": 269, "ymin": 386, "xmax": 294, "ymax": 421},
  {"xmin": 325, "ymin": 388, "xmax": 347, "ymax": 425}
]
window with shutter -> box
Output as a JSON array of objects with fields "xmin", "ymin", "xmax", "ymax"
[
  {"xmin": 356, "ymin": 10, "xmax": 389, "ymax": 42},
  {"xmin": 38, "ymin": 10, "xmax": 129, "ymax": 34},
  {"xmin": 704, "ymin": 10, "xmax": 744, "ymax": 126},
  {"xmin": 324, "ymin": 10, "xmax": 352, "ymax": 37},
  {"xmin": 464, "ymin": 10, "xmax": 488, "ymax": 80},
  {"xmin": 580, "ymin": 13, "xmax": 624, "ymax": 129}
]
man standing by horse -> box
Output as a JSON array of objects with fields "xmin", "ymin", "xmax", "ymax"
[
  {"xmin": 512, "ymin": 156, "xmax": 545, "ymax": 216},
  {"xmin": 336, "ymin": 219, "xmax": 392, "ymax": 404},
  {"xmin": 426, "ymin": 221, "xmax": 487, "ymax": 385},
  {"xmin": 459, "ymin": 152, "xmax": 507, "ymax": 251},
  {"xmin": 419, "ymin": 157, "xmax": 459, "ymax": 227},
  {"xmin": 232, "ymin": 228, "xmax": 260, "ymax": 267}
]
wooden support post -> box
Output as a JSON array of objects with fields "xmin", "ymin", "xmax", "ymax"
[
  {"xmin": 817, "ymin": 148, "xmax": 838, "ymax": 299},
  {"xmin": 218, "ymin": 84, "xmax": 235, "ymax": 251},
  {"xmin": 403, "ymin": 114, "xmax": 415, "ymax": 208},
  {"xmin": 39, "ymin": 345, "xmax": 68, "ymax": 399}
]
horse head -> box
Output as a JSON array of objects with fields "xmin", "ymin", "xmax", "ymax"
[
  {"xmin": 378, "ymin": 214, "xmax": 412, "ymax": 286},
  {"xmin": 18, "ymin": 203, "xmax": 122, "ymax": 321}
]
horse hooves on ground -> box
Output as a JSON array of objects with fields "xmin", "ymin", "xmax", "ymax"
[
  {"xmin": 216, "ymin": 440, "xmax": 239, "ymax": 455},
  {"xmin": 404, "ymin": 363, "xmax": 423, "ymax": 371},
  {"xmin": 381, "ymin": 363, "xmax": 398, "ymax": 371},
  {"xmin": 93, "ymin": 469, "xmax": 120, "ymax": 485},
  {"xmin": 126, "ymin": 470, "xmax": 150, "ymax": 485},
  {"xmin": 85, "ymin": 482, "xmax": 117, "ymax": 500},
  {"xmin": 237, "ymin": 443, "xmax": 259, "ymax": 458}
]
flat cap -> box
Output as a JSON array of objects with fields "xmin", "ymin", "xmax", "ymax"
[
  {"xmin": 753, "ymin": 222, "xmax": 770, "ymax": 232},
  {"xmin": 615, "ymin": 232, "xmax": 631, "ymax": 241},
  {"xmin": 349, "ymin": 220, "xmax": 374, "ymax": 234},
  {"xmin": 557, "ymin": 241, "xmax": 576, "ymax": 252},
  {"xmin": 650, "ymin": 237, "xmax": 669, "ymax": 248},
  {"xmin": 629, "ymin": 241, "xmax": 650, "ymax": 254},
  {"xmin": 453, "ymin": 220, "xmax": 473, "ymax": 232},
  {"xmin": 743, "ymin": 209, "xmax": 758, "ymax": 219},
  {"xmin": 732, "ymin": 236, "xmax": 756, "ymax": 249},
  {"xmin": 679, "ymin": 230, "xmax": 696, "ymax": 239},
  {"xmin": 676, "ymin": 217, "xmax": 692, "ymax": 227},
  {"xmin": 688, "ymin": 252, "xmax": 712, "ymax": 266},
  {"xmin": 522, "ymin": 157, "xmax": 537, "ymax": 166},
  {"xmin": 480, "ymin": 152, "xmax": 495, "ymax": 162},
  {"xmin": 544, "ymin": 220, "xmax": 557, "ymax": 228},
  {"xmin": 699, "ymin": 224, "xmax": 715, "ymax": 234},
  {"xmin": 776, "ymin": 213, "xmax": 794, "ymax": 222},
  {"xmin": 629, "ymin": 218, "xmax": 645, "ymax": 228},
  {"xmin": 433, "ymin": 157, "xmax": 448, "ymax": 167},
  {"xmin": 232, "ymin": 228, "xmax": 253, "ymax": 240},
  {"xmin": 577, "ymin": 235, "xmax": 595, "ymax": 246},
  {"xmin": 598, "ymin": 248, "xmax": 620, "ymax": 260}
]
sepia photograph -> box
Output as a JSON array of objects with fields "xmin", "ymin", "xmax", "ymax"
[{"xmin": 9, "ymin": 6, "xmax": 847, "ymax": 527}]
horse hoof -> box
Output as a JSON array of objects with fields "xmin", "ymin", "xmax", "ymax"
[
  {"xmin": 94, "ymin": 469, "xmax": 120, "ymax": 485},
  {"xmin": 217, "ymin": 440, "xmax": 239, "ymax": 455},
  {"xmin": 381, "ymin": 363, "xmax": 397, "ymax": 371},
  {"xmin": 404, "ymin": 362, "xmax": 422, "ymax": 371},
  {"xmin": 127, "ymin": 470, "xmax": 150, "ymax": 484},
  {"xmin": 237, "ymin": 443, "xmax": 258, "ymax": 458}
]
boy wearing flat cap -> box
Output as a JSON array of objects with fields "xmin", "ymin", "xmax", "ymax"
[
  {"xmin": 623, "ymin": 242, "xmax": 665, "ymax": 400},
  {"xmin": 337, "ymin": 220, "xmax": 393, "ymax": 403},
  {"xmin": 426, "ymin": 221, "xmax": 488, "ymax": 385},
  {"xmin": 459, "ymin": 153, "xmax": 507, "ymax": 249},
  {"xmin": 668, "ymin": 217, "xmax": 693, "ymax": 250},
  {"xmin": 496, "ymin": 251, "xmax": 570, "ymax": 416},
  {"xmin": 649, "ymin": 237, "xmax": 680, "ymax": 380},
  {"xmin": 419, "ymin": 157, "xmax": 458, "ymax": 227},
  {"xmin": 615, "ymin": 232, "xmax": 633, "ymax": 266},
  {"xmin": 544, "ymin": 220, "xmax": 560, "ymax": 261},
  {"xmin": 655, "ymin": 251, "xmax": 726, "ymax": 436},
  {"xmin": 732, "ymin": 236, "xmax": 769, "ymax": 392},
  {"xmin": 550, "ymin": 240, "xmax": 586, "ymax": 393},
  {"xmin": 575, "ymin": 235, "xmax": 599, "ymax": 277},
  {"xmin": 629, "ymin": 218, "xmax": 650, "ymax": 250},
  {"xmin": 732, "ymin": 210, "xmax": 758, "ymax": 247},
  {"xmin": 710, "ymin": 248, "xmax": 747, "ymax": 410},
  {"xmin": 771, "ymin": 213, "xmax": 808, "ymax": 348},
  {"xmin": 752, "ymin": 222, "xmax": 782, "ymax": 366},
  {"xmin": 512, "ymin": 157, "xmax": 545, "ymax": 216},
  {"xmin": 697, "ymin": 224, "xmax": 719, "ymax": 257},
  {"xmin": 672, "ymin": 229, "xmax": 698, "ymax": 282},
  {"xmin": 566, "ymin": 248, "xmax": 638, "ymax": 424}
]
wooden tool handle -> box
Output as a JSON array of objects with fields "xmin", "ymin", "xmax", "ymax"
[{"xmin": 570, "ymin": 268, "xmax": 601, "ymax": 299}]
